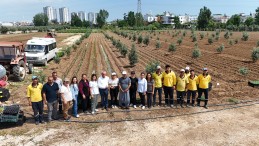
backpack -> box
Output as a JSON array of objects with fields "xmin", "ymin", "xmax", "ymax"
[{"xmin": 0, "ymin": 88, "xmax": 10, "ymax": 102}]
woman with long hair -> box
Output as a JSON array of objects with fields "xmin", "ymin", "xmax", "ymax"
[
  {"xmin": 109, "ymin": 72, "xmax": 119, "ymax": 108},
  {"xmin": 70, "ymin": 76, "xmax": 79, "ymax": 118},
  {"xmin": 78, "ymin": 74, "xmax": 90, "ymax": 113},
  {"xmin": 89, "ymin": 74, "xmax": 99, "ymax": 114},
  {"xmin": 146, "ymin": 73, "xmax": 154, "ymax": 109}
]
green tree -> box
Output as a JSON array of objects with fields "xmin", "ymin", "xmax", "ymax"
[
  {"xmin": 127, "ymin": 11, "xmax": 136, "ymax": 27},
  {"xmin": 135, "ymin": 12, "xmax": 144, "ymax": 27},
  {"xmin": 173, "ymin": 16, "xmax": 181, "ymax": 29},
  {"xmin": 255, "ymin": 7, "xmax": 259, "ymax": 25},
  {"xmin": 33, "ymin": 13, "xmax": 48, "ymax": 26},
  {"xmin": 0, "ymin": 26, "xmax": 8, "ymax": 34},
  {"xmin": 128, "ymin": 44, "xmax": 138, "ymax": 66},
  {"xmin": 227, "ymin": 14, "xmax": 241, "ymax": 26},
  {"xmin": 244, "ymin": 17, "xmax": 254, "ymax": 26},
  {"xmin": 71, "ymin": 14, "xmax": 82, "ymax": 27},
  {"xmin": 82, "ymin": 20, "xmax": 91, "ymax": 28},
  {"xmin": 197, "ymin": 6, "xmax": 212, "ymax": 29},
  {"xmin": 96, "ymin": 9, "xmax": 109, "ymax": 28}
]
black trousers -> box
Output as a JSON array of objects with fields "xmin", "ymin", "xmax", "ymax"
[
  {"xmin": 139, "ymin": 92, "xmax": 146, "ymax": 106},
  {"xmin": 147, "ymin": 93, "xmax": 153, "ymax": 108},
  {"xmin": 176, "ymin": 91, "xmax": 185, "ymax": 105},
  {"xmin": 110, "ymin": 87, "xmax": 119, "ymax": 105},
  {"xmin": 82, "ymin": 96, "xmax": 91, "ymax": 112},
  {"xmin": 197, "ymin": 88, "xmax": 209, "ymax": 105},
  {"xmin": 130, "ymin": 89, "xmax": 137, "ymax": 105},
  {"xmin": 32, "ymin": 101, "xmax": 44, "ymax": 122},
  {"xmin": 163, "ymin": 86, "xmax": 174, "ymax": 105},
  {"xmin": 187, "ymin": 90, "xmax": 197, "ymax": 104},
  {"xmin": 153, "ymin": 87, "xmax": 162, "ymax": 105},
  {"xmin": 58, "ymin": 96, "xmax": 62, "ymax": 112}
]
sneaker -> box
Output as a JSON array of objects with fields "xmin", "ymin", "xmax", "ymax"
[
  {"xmin": 130, "ymin": 104, "xmax": 133, "ymax": 107},
  {"xmin": 114, "ymin": 106, "xmax": 118, "ymax": 108},
  {"xmin": 142, "ymin": 106, "xmax": 145, "ymax": 109},
  {"xmin": 180, "ymin": 105, "xmax": 184, "ymax": 108},
  {"xmin": 153, "ymin": 104, "xmax": 156, "ymax": 107},
  {"xmin": 139, "ymin": 104, "xmax": 143, "ymax": 108},
  {"xmin": 112, "ymin": 105, "xmax": 115, "ymax": 109},
  {"xmin": 133, "ymin": 105, "xmax": 137, "ymax": 109},
  {"xmin": 95, "ymin": 109, "xmax": 99, "ymax": 112},
  {"xmin": 170, "ymin": 104, "xmax": 174, "ymax": 108},
  {"xmin": 186, "ymin": 104, "xmax": 190, "ymax": 108},
  {"xmin": 76, "ymin": 115, "xmax": 79, "ymax": 118},
  {"xmin": 35, "ymin": 121, "xmax": 39, "ymax": 125},
  {"xmin": 40, "ymin": 120, "xmax": 46, "ymax": 124},
  {"xmin": 47, "ymin": 119, "xmax": 52, "ymax": 123},
  {"xmin": 91, "ymin": 112, "xmax": 95, "ymax": 115},
  {"xmin": 204, "ymin": 105, "xmax": 208, "ymax": 109}
]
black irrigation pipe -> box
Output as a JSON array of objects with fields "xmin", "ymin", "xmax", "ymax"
[{"xmin": 62, "ymin": 102, "xmax": 259, "ymax": 124}]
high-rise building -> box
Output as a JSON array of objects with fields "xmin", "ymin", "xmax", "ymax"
[
  {"xmin": 88, "ymin": 12, "xmax": 94, "ymax": 24},
  {"xmin": 59, "ymin": 7, "xmax": 70, "ymax": 23},
  {"xmin": 43, "ymin": 6, "xmax": 57, "ymax": 22},
  {"xmin": 53, "ymin": 9, "xmax": 58, "ymax": 22},
  {"xmin": 78, "ymin": 11, "xmax": 86, "ymax": 21}
]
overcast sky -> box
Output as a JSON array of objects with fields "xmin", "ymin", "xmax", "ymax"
[{"xmin": 0, "ymin": 0, "xmax": 259, "ymax": 22}]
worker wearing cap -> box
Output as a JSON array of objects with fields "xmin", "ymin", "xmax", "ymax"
[
  {"xmin": 152, "ymin": 66, "xmax": 163, "ymax": 106},
  {"xmin": 185, "ymin": 66, "xmax": 191, "ymax": 77},
  {"xmin": 197, "ymin": 68, "xmax": 211, "ymax": 109},
  {"xmin": 162, "ymin": 65, "xmax": 176, "ymax": 107},
  {"xmin": 60, "ymin": 78, "xmax": 73, "ymax": 121},
  {"xmin": 176, "ymin": 69, "xmax": 189, "ymax": 108},
  {"xmin": 27, "ymin": 76, "xmax": 44, "ymax": 125},
  {"xmin": 109, "ymin": 72, "xmax": 119, "ymax": 108},
  {"xmin": 186, "ymin": 69, "xmax": 198, "ymax": 107}
]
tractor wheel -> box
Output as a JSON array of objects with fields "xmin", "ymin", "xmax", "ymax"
[
  {"xmin": 13, "ymin": 60, "xmax": 26, "ymax": 81},
  {"xmin": 28, "ymin": 64, "xmax": 33, "ymax": 74}
]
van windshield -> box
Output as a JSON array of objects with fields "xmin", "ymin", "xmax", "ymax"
[{"xmin": 25, "ymin": 45, "xmax": 45, "ymax": 52}]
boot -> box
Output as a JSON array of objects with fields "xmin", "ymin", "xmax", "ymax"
[{"xmin": 204, "ymin": 101, "xmax": 208, "ymax": 109}]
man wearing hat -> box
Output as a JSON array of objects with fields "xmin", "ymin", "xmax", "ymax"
[
  {"xmin": 60, "ymin": 78, "xmax": 73, "ymax": 121},
  {"xmin": 162, "ymin": 65, "xmax": 176, "ymax": 107},
  {"xmin": 197, "ymin": 68, "xmax": 211, "ymax": 109},
  {"xmin": 152, "ymin": 66, "xmax": 163, "ymax": 106},
  {"xmin": 176, "ymin": 69, "xmax": 189, "ymax": 108},
  {"xmin": 27, "ymin": 76, "xmax": 44, "ymax": 125},
  {"xmin": 185, "ymin": 66, "xmax": 191, "ymax": 77}
]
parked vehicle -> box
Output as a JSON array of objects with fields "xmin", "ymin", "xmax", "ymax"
[
  {"xmin": 25, "ymin": 37, "xmax": 58, "ymax": 66},
  {"xmin": 0, "ymin": 42, "xmax": 33, "ymax": 81}
]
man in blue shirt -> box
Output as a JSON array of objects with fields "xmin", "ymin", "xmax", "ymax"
[{"xmin": 43, "ymin": 76, "xmax": 59, "ymax": 122}]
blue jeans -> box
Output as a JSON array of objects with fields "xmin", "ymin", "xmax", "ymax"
[
  {"xmin": 99, "ymin": 88, "xmax": 109, "ymax": 108},
  {"xmin": 72, "ymin": 95, "xmax": 78, "ymax": 116},
  {"xmin": 153, "ymin": 87, "xmax": 162, "ymax": 105}
]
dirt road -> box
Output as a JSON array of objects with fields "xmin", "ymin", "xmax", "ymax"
[{"xmin": 0, "ymin": 103, "xmax": 258, "ymax": 146}]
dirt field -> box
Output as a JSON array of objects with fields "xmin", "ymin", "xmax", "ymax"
[{"xmin": 0, "ymin": 30, "xmax": 259, "ymax": 145}]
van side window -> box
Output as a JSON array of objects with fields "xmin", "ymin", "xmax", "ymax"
[
  {"xmin": 49, "ymin": 44, "xmax": 53, "ymax": 51},
  {"xmin": 45, "ymin": 46, "xmax": 49, "ymax": 53},
  {"xmin": 53, "ymin": 43, "xmax": 56, "ymax": 49}
]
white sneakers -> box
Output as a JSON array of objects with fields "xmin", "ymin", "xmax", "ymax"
[
  {"xmin": 95, "ymin": 109, "xmax": 99, "ymax": 112},
  {"xmin": 139, "ymin": 104, "xmax": 143, "ymax": 107},
  {"xmin": 133, "ymin": 105, "xmax": 137, "ymax": 109},
  {"xmin": 142, "ymin": 106, "xmax": 145, "ymax": 109},
  {"xmin": 76, "ymin": 115, "xmax": 79, "ymax": 118}
]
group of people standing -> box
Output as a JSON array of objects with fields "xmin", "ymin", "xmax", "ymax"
[{"xmin": 26, "ymin": 65, "xmax": 211, "ymax": 125}]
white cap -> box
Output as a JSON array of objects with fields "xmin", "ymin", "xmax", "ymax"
[
  {"xmin": 111, "ymin": 72, "xmax": 116, "ymax": 76},
  {"xmin": 157, "ymin": 66, "xmax": 161, "ymax": 69},
  {"xmin": 185, "ymin": 66, "xmax": 190, "ymax": 70},
  {"xmin": 0, "ymin": 65, "xmax": 6, "ymax": 79},
  {"xmin": 180, "ymin": 69, "xmax": 185, "ymax": 72},
  {"xmin": 203, "ymin": 68, "xmax": 208, "ymax": 71},
  {"xmin": 122, "ymin": 71, "xmax": 127, "ymax": 75}
]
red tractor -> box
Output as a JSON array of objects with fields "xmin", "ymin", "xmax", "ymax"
[{"xmin": 0, "ymin": 42, "xmax": 33, "ymax": 81}]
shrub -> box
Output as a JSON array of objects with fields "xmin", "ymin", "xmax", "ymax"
[
  {"xmin": 72, "ymin": 44, "xmax": 77, "ymax": 51},
  {"xmin": 156, "ymin": 41, "xmax": 161, "ymax": 49},
  {"xmin": 192, "ymin": 35, "xmax": 197, "ymax": 42},
  {"xmin": 143, "ymin": 36, "xmax": 150, "ymax": 46},
  {"xmin": 129, "ymin": 35, "xmax": 132, "ymax": 40},
  {"xmin": 137, "ymin": 35, "xmax": 143, "ymax": 44},
  {"xmin": 145, "ymin": 60, "xmax": 160, "ymax": 73},
  {"xmin": 251, "ymin": 48, "xmax": 259, "ymax": 62},
  {"xmin": 235, "ymin": 38, "xmax": 239, "ymax": 44},
  {"xmin": 75, "ymin": 40, "xmax": 80, "ymax": 45},
  {"xmin": 208, "ymin": 37, "xmax": 213, "ymax": 45},
  {"xmin": 216, "ymin": 44, "xmax": 224, "ymax": 53},
  {"xmin": 241, "ymin": 32, "xmax": 249, "ymax": 41},
  {"xmin": 230, "ymin": 31, "xmax": 233, "ymax": 36},
  {"xmin": 53, "ymin": 55, "xmax": 61, "ymax": 64},
  {"xmin": 56, "ymin": 51, "xmax": 65, "ymax": 57},
  {"xmin": 192, "ymin": 47, "xmax": 201, "ymax": 59},
  {"xmin": 183, "ymin": 31, "xmax": 186, "ymax": 37},
  {"xmin": 128, "ymin": 44, "xmax": 138, "ymax": 66},
  {"xmin": 224, "ymin": 31, "xmax": 230, "ymax": 39},
  {"xmin": 239, "ymin": 67, "xmax": 249, "ymax": 76},
  {"xmin": 120, "ymin": 45, "xmax": 128, "ymax": 57},
  {"xmin": 156, "ymin": 37, "xmax": 160, "ymax": 40},
  {"xmin": 216, "ymin": 30, "xmax": 220, "ymax": 36},
  {"xmin": 177, "ymin": 38, "xmax": 183, "ymax": 45},
  {"xmin": 133, "ymin": 34, "xmax": 137, "ymax": 41},
  {"xmin": 215, "ymin": 35, "xmax": 219, "ymax": 41},
  {"xmin": 112, "ymin": 39, "xmax": 117, "ymax": 46},
  {"xmin": 211, "ymin": 33, "xmax": 215, "ymax": 38},
  {"xmin": 0, "ymin": 26, "xmax": 9, "ymax": 34},
  {"xmin": 257, "ymin": 41, "xmax": 259, "ymax": 47},
  {"xmin": 229, "ymin": 40, "xmax": 233, "ymax": 46},
  {"xmin": 168, "ymin": 43, "xmax": 176, "ymax": 52},
  {"xmin": 200, "ymin": 33, "xmax": 204, "ymax": 40},
  {"xmin": 65, "ymin": 47, "xmax": 71, "ymax": 56}
]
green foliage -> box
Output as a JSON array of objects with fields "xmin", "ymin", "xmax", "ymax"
[
  {"xmin": 71, "ymin": 14, "xmax": 82, "ymax": 27},
  {"xmin": 192, "ymin": 46, "xmax": 202, "ymax": 59},
  {"xmin": 244, "ymin": 17, "xmax": 254, "ymax": 26},
  {"xmin": 145, "ymin": 60, "xmax": 160, "ymax": 73},
  {"xmin": 192, "ymin": 34, "xmax": 197, "ymax": 42},
  {"xmin": 216, "ymin": 44, "xmax": 224, "ymax": 53},
  {"xmin": 65, "ymin": 47, "xmax": 71, "ymax": 56},
  {"xmin": 143, "ymin": 35, "xmax": 150, "ymax": 46},
  {"xmin": 183, "ymin": 31, "xmax": 187, "ymax": 37},
  {"xmin": 168, "ymin": 43, "xmax": 176, "ymax": 52},
  {"xmin": 33, "ymin": 13, "xmax": 48, "ymax": 26},
  {"xmin": 56, "ymin": 51, "xmax": 65, "ymax": 57},
  {"xmin": 128, "ymin": 44, "xmax": 138, "ymax": 66},
  {"xmin": 227, "ymin": 98, "xmax": 240, "ymax": 104},
  {"xmin": 96, "ymin": 9, "xmax": 109, "ymax": 28},
  {"xmin": 208, "ymin": 37, "xmax": 213, "ymax": 44},
  {"xmin": 0, "ymin": 26, "xmax": 8, "ymax": 34},
  {"xmin": 133, "ymin": 34, "xmax": 137, "ymax": 41},
  {"xmin": 126, "ymin": 11, "xmax": 136, "ymax": 27},
  {"xmin": 173, "ymin": 16, "xmax": 181, "ymax": 29},
  {"xmin": 257, "ymin": 41, "xmax": 259, "ymax": 47},
  {"xmin": 229, "ymin": 40, "xmax": 233, "ymax": 45},
  {"xmin": 197, "ymin": 6, "xmax": 212, "ymax": 29},
  {"xmin": 53, "ymin": 55, "xmax": 61, "ymax": 64},
  {"xmin": 200, "ymin": 33, "xmax": 204, "ymax": 40},
  {"xmin": 239, "ymin": 67, "xmax": 249, "ymax": 76},
  {"xmin": 177, "ymin": 38, "xmax": 183, "ymax": 45},
  {"xmin": 227, "ymin": 14, "xmax": 241, "ymax": 26},
  {"xmin": 58, "ymin": 29, "xmax": 88, "ymax": 33},
  {"xmin": 35, "ymin": 71, "xmax": 46, "ymax": 83},
  {"xmin": 255, "ymin": 7, "xmax": 259, "ymax": 25},
  {"xmin": 235, "ymin": 38, "xmax": 239, "ymax": 44},
  {"xmin": 251, "ymin": 48, "xmax": 259, "ymax": 62},
  {"xmin": 241, "ymin": 32, "xmax": 249, "ymax": 41},
  {"xmin": 72, "ymin": 44, "xmax": 77, "ymax": 51},
  {"xmin": 156, "ymin": 41, "xmax": 161, "ymax": 49},
  {"xmin": 120, "ymin": 45, "xmax": 128, "ymax": 57},
  {"xmin": 137, "ymin": 35, "xmax": 143, "ymax": 44},
  {"xmin": 224, "ymin": 31, "xmax": 230, "ymax": 39},
  {"xmin": 135, "ymin": 12, "xmax": 144, "ymax": 27}
]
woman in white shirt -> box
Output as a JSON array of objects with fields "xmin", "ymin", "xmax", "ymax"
[
  {"xmin": 137, "ymin": 72, "xmax": 147, "ymax": 109},
  {"xmin": 109, "ymin": 72, "xmax": 119, "ymax": 108},
  {"xmin": 89, "ymin": 74, "xmax": 99, "ymax": 114}
]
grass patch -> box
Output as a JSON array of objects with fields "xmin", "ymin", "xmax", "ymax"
[{"xmin": 227, "ymin": 98, "xmax": 240, "ymax": 104}]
